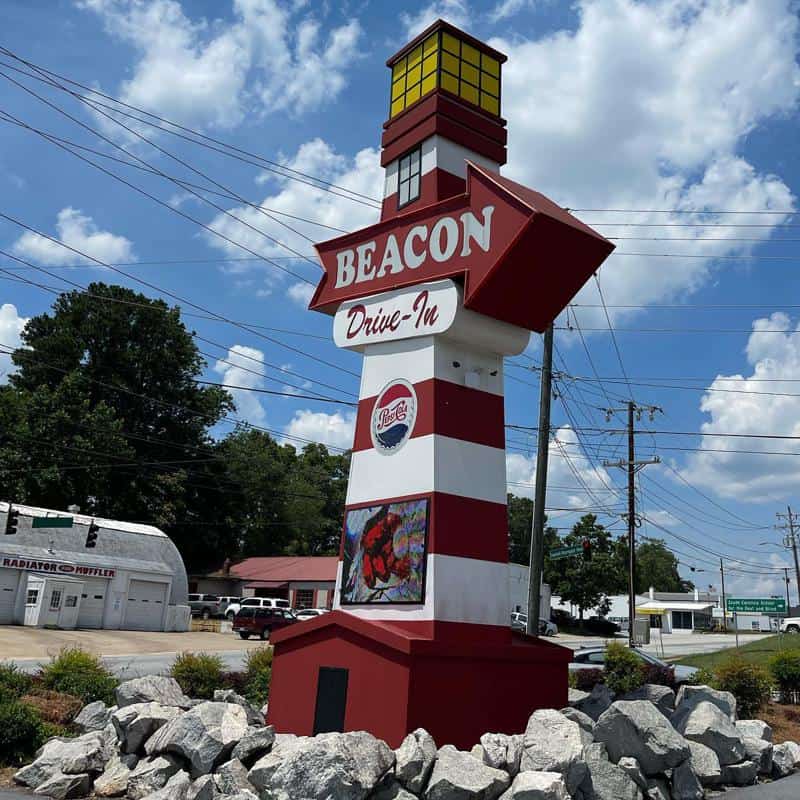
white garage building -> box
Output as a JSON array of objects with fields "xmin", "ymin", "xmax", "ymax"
[{"xmin": 0, "ymin": 502, "xmax": 189, "ymax": 631}]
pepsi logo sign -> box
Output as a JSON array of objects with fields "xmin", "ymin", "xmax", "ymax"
[{"xmin": 371, "ymin": 379, "xmax": 417, "ymax": 455}]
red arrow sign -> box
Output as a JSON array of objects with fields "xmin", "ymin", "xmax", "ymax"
[{"xmin": 310, "ymin": 163, "xmax": 614, "ymax": 333}]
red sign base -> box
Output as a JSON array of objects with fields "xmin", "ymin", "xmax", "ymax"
[{"xmin": 267, "ymin": 611, "xmax": 572, "ymax": 749}]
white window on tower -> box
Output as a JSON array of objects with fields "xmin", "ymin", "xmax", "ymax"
[{"xmin": 398, "ymin": 147, "xmax": 421, "ymax": 208}]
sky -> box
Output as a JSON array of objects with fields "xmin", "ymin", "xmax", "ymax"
[{"xmin": 2, "ymin": 0, "xmax": 800, "ymax": 598}]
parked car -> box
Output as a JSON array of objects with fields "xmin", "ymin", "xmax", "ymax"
[
  {"xmin": 510, "ymin": 612, "xmax": 558, "ymax": 636},
  {"xmin": 295, "ymin": 608, "xmax": 330, "ymax": 619},
  {"xmin": 569, "ymin": 646, "xmax": 698, "ymax": 685},
  {"xmin": 225, "ymin": 596, "xmax": 291, "ymax": 619},
  {"xmin": 187, "ymin": 593, "xmax": 224, "ymax": 620},
  {"xmin": 232, "ymin": 607, "xmax": 298, "ymax": 640}
]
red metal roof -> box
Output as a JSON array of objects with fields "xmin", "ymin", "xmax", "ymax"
[{"xmin": 230, "ymin": 556, "xmax": 338, "ymax": 583}]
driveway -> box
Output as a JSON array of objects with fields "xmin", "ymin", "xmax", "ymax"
[{"xmin": 0, "ymin": 625, "xmax": 264, "ymax": 676}]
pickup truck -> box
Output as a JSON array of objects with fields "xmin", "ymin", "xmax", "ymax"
[
  {"xmin": 187, "ymin": 593, "xmax": 224, "ymax": 619},
  {"xmin": 780, "ymin": 617, "xmax": 800, "ymax": 634}
]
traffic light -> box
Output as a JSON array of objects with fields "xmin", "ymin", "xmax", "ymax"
[
  {"xmin": 582, "ymin": 538, "xmax": 592, "ymax": 561},
  {"xmin": 85, "ymin": 520, "xmax": 99, "ymax": 548},
  {"xmin": 4, "ymin": 505, "xmax": 19, "ymax": 535}
]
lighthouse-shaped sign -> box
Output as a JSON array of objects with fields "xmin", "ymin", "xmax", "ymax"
[{"xmin": 267, "ymin": 19, "xmax": 614, "ymax": 749}]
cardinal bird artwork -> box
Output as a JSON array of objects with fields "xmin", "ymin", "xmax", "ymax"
[{"xmin": 341, "ymin": 498, "xmax": 428, "ymax": 603}]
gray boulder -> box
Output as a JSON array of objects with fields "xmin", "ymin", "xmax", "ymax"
[
  {"xmin": 74, "ymin": 700, "xmax": 113, "ymax": 733},
  {"xmin": 127, "ymin": 755, "xmax": 182, "ymax": 800},
  {"xmin": 33, "ymin": 771, "xmax": 92, "ymax": 800},
  {"xmin": 671, "ymin": 759, "xmax": 703, "ymax": 800},
  {"xmin": 735, "ymin": 719, "xmax": 772, "ymax": 742},
  {"xmin": 594, "ymin": 700, "xmax": 690, "ymax": 776},
  {"xmin": 674, "ymin": 685, "xmax": 736, "ymax": 721},
  {"xmin": 579, "ymin": 755, "xmax": 643, "ymax": 800},
  {"xmin": 584, "ymin": 742, "xmax": 609, "ymax": 762},
  {"xmin": 112, "ymin": 702, "xmax": 181, "ymax": 753},
  {"xmin": 140, "ymin": 770, "xmax": 191, "ymax": 800},
  {"xmin": 372, "ymin": 776, "xmax": 420, "ymax": 800},
  {"xmin": 783, "ymin": 740, "xmax": 800, "ymax": 764},
  {"xmin": 498, "ymin": 771, "xmax": 569, "ymax": 800},
  {"xmin": 213, "ymin": 689, "xmax": 264, "ymax": 727},
  {"xmin": 720, "ymin": 760, "xmax": 758, "ymax": 786},
  {"xmin": 116, "ymin": 675, "xmax": 192, "ymax": 709},
  {"xmin": 396, "ymin": 727, "xmax": 437, "ymax": 793},
  {"xmin": 480, "ymin": 733, "xmax": 523, "ymax": 776},
  {"xmin": 620, "ymin": 685, "xmax": 675, "ymax": 717},
  {"xmin": 187, "ymin": 774, "xmax": 217, "ymax": 800},
  {"xmin": 675, "ymin": 700, "xmax": 745, "ymax": 765},
  {"xmin": 617, "ymin": 757, "xmax": 647, "ymax": 792},
  {"xmin": 686, "ymin": 740, "xmax": 721, "ymax": 786},
  {"xmin": 144, "ymin": 701, "xmax": 249, "ymax": 777},
  {"xmin": 425, "ymin": 745, "xmax": 510, "ymax": 800},
  {"xmin": 248, "ymin": 735, "xmax": 309, "ymax": 791},
  {"xmin": 772, "ymin": 743, "xmax": 797, "ymax": 779},
  {"xmin": 231, "ymin": 725, "xmax": 276, "ymax": 765},
  {"xmin": 522, "ymin": 709, "xmax": 587, "ymax": 795},
  {"xmin": 94, "ymin": 754, "xmax": 134, "ymax": 797},
  {"xmin": 219, "ymin": 792, "xmax": 258, "ymax": 800},
  {"xmin": 214, "ymin": 759, "xmax": 255, "ymax": 795},
  {"xmin": 568, "ymin": 688, "xmax": 590, "ymax": 706},
  {"xmin": 15, "ymin": 732, "xmax": 110, "ymax": 787},
  {"xmin": 646, "ymin": 777, "xmax": 670, "ymax": 800},
  {"xmin": 262, "ymin": 730, "xmax": 395, "ymax": 800},
  {"xmin": 743, "ymin": 736, "xmax": 773, "ymax": 774},
  {"xmin": 561, "ymin": 707, "xmax": 596, "ymax": 737},
  {"xmin": 576, "ymin": 684, "xmax": 614, "ymax": 721}
]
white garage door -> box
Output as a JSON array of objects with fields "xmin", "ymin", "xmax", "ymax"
[
  {"xmin": 124, "ymin": 580, "xmax": 167, "ymax": 631},
  {"xmin": 0, "ymin": 568, "xmax": 20, "ymax": 624},
  {"xmin": 77, "ymin": 578, "xmax": 109, "ymax": 629}
]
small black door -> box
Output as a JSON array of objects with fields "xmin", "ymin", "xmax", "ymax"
[{"xmin": 313, "ymin": 667, "xmax": 349, "ymax": 734}]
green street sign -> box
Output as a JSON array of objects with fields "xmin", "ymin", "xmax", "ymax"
[
  {"xmin": 31, "ymin": 517, "xmax": 73, "ymax": 529},
  {"xmin": 726, "ymin": 597, "xmax": 786, "ymax": 614},
  {"xmin": 550, "ymin": 545, "xmax": 583, "ymax": 561}
]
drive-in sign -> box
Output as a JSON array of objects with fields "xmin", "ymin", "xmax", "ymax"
[{"xmin": 311, "ymin": 162, "xmax": 614, "ymax": 333}]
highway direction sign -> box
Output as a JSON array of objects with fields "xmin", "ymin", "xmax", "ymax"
[{"xmin": 726, "ymin": 597, "xmax": 787, "ymax": 614}]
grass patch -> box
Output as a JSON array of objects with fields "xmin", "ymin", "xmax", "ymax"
[{"xmin": 673, "ymin": 634, "xmax": 800, "ymax": 670}]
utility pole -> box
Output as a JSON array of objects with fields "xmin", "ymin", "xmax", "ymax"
[
  {"xmin": 784, "ymin": 568, "xmax": 791, "ymax": 614},
  {"xmin": 527, "ymin": 324, "xmax": 553, "ymax": 637},
  {"xmin": 776, "ymin": 506, "xmax": 800, "ymax": 610},
  {"xmin": 719, "ymin": 558, "xmax": 727, "ymax": 633},
  {"xmin": 603, "ymin": 401, "xmax": 662, "ymax": 647}
]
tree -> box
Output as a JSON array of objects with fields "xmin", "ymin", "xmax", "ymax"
[
  {"xmin": 545, "ymin": 514, "xmax": 626, "ymax": 619},
  {"xmin": 507, "ymin": 493, "xmax": 558, "ymax": 565},
  {"xmin": 635, "ymin": 538, "xmax": 693, "ymax": 593},
  {"xmin": 0, "ymin": 283, "xmax": 232, "ymax": 553}
]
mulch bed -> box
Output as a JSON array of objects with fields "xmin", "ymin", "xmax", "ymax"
[{"xmin": 761, "ymin": 702, "xmax": 800, "ymax": 744}]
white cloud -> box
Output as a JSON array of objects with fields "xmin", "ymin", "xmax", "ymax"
[
  {"xmin": 287, "ymin": 281, "xmax": 314, "ymax": 307},
  {"xmin": 488, "ymin": 0, "xmax": 533, "ymax": 22},
  {"xmin": 11, "ymin": 207, "xmax": 135, "ymax": 267},
  {"xmin": 78, "ymin": 0, "xmax": 362, "ymax": 129},
  {"xmin": 283, "ymin": 408, "xmax": 356, "ymax": 450},
  {"xmin": 680, "ymin": 313, "xmax": 800, "ymax": 502},
  {"xmin": 213, "ymin": 344, "xmax": 267, "ymax": 425},
  {"xmin": 0, "ymin": 303, "xmax": 28, "ymax": 383},
  {"xmin": 492, "ymin": 0, "xmax": 799, "ymax": 324},
  {"xmin": 401, "ymin": 0, "xmax": 471, "ymax": 38},
  {"xmin": 205, "ymin": 138, "xmax": 382, "ymax": 288}
]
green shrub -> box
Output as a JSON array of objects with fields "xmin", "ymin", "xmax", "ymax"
[
  {"xmin": 692, "ymin": 666, "xmax": 717, "ymax": 687},
  {"xmin": 243, "ymin": 647, "xmax": 273, "ymax": 707},
  {"xmin": 0, "ymin": 663, "xmax": 33, "ymax": 703},
  {"xmin": 568, "ymin": 670, "xmax": 578, "ymax": 690},
  {"xmin": 770, "ymin": 652, "xmax": 800, "ymax": 702},
  {"xmin": 170, "ymin": 652, "xmax": 225, "ymax": 700},
  {"xmin": 39, "ymin": 646, "xmax": 118, "ymax": 705},
  {"xmin": 714, "ymin": 657, "xmax": 772, "ymax": 718},
  {"xmin": 604, "ymin": 641, "xmax": 645, "ymax": 695},
  {"xmin": 0, "ymin": 700, "xmax": 46, "ymax": 766}
]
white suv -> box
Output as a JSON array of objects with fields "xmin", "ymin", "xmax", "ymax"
[{"xmin": 225, "ymin": 597, "xmax": 291, "ymax": 619}]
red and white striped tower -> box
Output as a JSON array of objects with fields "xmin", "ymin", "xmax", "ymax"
[{"xmin": 267, "ymin": 19, "xmax": 614, "ymax": 749}]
